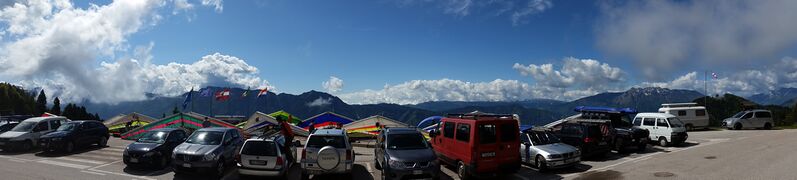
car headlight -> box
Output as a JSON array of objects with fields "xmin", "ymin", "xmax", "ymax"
[
  {"xmin": 144, "ymin": 152, "xmax": 156, "ymax": 157},
  {"xmin": 548, "ymin": 154, "xmax": 563, "ymax": 159},
  {"xmin": 203, "ymin": 153, "xmax": 216, "ymax": 161},
  {"xmin": 388, "ymin": 159, "xmax": 405, "ymax": 168},
  {"xmin": 574, "ymin": 150, "xmax": 581, "ymax": 156}
]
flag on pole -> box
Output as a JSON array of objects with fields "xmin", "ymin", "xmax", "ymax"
[
  {"xmin": 199, "ymin": 88, "xmax": 212, "ymax": 97},
  {"xmin": 257, "ymin": 87, "xmax": 269, "ymax": 97},
  {"xmin": 241, "ymin": 87, "xmax": 250, "ymax": 98},
  {"xmin": 215, "ymin": 89, "xmax": 231, "ymax": 101},
  {"xmin": 711, "ymin": 72, "xmax": 718, "ymax": 79},
  {"xmin": 182, "ymin": 88, "xmax": 193, "ymax": 110}
]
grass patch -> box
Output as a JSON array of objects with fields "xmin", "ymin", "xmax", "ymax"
[{"xmin": 775, "ymin": 124, "xmax": 797, "ymax": 129}]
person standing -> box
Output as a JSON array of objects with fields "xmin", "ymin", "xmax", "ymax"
[
  {"xmin": 202, "ymin": 117, "xmax": 211, "ymax": 128},
  {"xmin": 277, "ymin": 116, "xmax": 295, "ymax": 162}
]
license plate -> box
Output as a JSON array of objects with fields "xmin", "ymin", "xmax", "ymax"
[
  {"xmin": 130, "ymin": 158, "xmax": 139, "ymax": 163},
  {"xmin": 250, "ymin": 160, "xmax": 267, "ymax": 165},
  {"xmin": 182, "ymin": 163, "xmax": 191, "ymax": 168},
  {"xmin": 413, "ymin": 170, "xmax": 423, "ymax": 175}
]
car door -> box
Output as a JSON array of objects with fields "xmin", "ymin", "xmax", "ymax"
[
  {"xmin": 740, "ymin": 113, "xmax": 755, "ymax": 128},
  {"xmin": 753, "ymin": 112, "xmax": 768, "ymax": 128},
  {"xmin": 520, "ymin": 132, "xmax": 531, "ymax": 163},
  {"xmin": 436, "ymin": 121, "xmax": 456, "ymax": 161},
  {"xmin": 222, "ymin": 130, "xmax": 235, "ymax": 161},
  {"xmin": 654, "ymin": 118, "xmax": 670, "ymax": 140},
  {"xmin": 453, "ymin": 123, "xmax": 473, "ymax": 164}
]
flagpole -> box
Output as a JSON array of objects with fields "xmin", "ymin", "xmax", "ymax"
[
  {"xmin": 704, "ymin": 71, "xmax": 708, "ymax": 106},
  {"xmin": 191, "ymin": 88, "xmax": 195, "ymax": 113},
  {"xmin": 210, "ymin": 89, "xmax": 214, "ymax": 117}
]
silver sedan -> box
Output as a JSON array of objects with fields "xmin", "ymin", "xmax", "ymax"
[{"xmin": 520, "ymin": 130, "xmax": 581, "ymax": 171}]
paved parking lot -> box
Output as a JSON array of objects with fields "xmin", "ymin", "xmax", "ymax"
[{"xmin": 0, "ymin": 129, "xmax": 795, "ymax": 180}]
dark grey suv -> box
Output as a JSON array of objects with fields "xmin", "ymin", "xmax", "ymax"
[
  {"xmin": 171, "ymin": 127, "xmax": 243, "ymax": 177},
  {"xmin": 375, "ymin": 128, "xmax": 440, "ymax": 180}
]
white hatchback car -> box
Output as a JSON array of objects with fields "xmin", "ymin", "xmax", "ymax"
[{"xmin": 723, "ymin": 110, "xmax": 774, "ymax": 130}]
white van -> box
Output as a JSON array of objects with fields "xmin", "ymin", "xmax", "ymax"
[
  {"xmin": 632, "ymin": 113, "xmax": 688, "ymax": 147},
  {"xmin": 658, "ymin": 103, "xmax": 709, "ymax": 131},
  {"xmin": 0, "ymin": 117, "xmax": 69, "ymax": 151}
]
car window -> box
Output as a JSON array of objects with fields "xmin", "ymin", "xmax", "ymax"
[
  {"xmin": 500, "ymin": 123, "xmax": 517, "ymax": 142},
  {"xmin": 443, "ymin": 122, "xmax": 455, "ymax": 139},
  {"xmin": 520, "ymin": 133, "xmax": 530, "ymax": 144},
  {"xmin": 562, "ymin": 125, "xmax": 582, "ymax": 135},
  {"xmin": 741, "ymin": 113, "xmax": 753, "ymax": 119},
  {"xmin": 242, "ymin": 141, "xmax": 278, "ymax": 156},
  {"xmin": 10, "ymin": 121, "xmax": 36, "ymax": 132},
  {"xmin": 755, "ymin": 112, "xmax": 771, "ymax": 118},
  {"xmin": 56, "ymin": 122, "xmax": 79, "ymax": 132},
  {"xmin": 223, "ymin": 131, "xmax": 233, "ymax": 144},
  {"xmin": 34, "ymin": 122, "xmax": 49, "ymax": 131},
  {"xmin": 49, "ymin": 120, "xmax": 61, "ymax": 130},
  {"xmin": 139, "ymin": 131, "xmax": 168, "ymax": 143},
  {"xmin": 586, "ymin": 125, "xmax": 603, "ymax": 138},
  {"xmin": 307, "ymin": 135, "xmax": 347, "ymax": 148},
  {"xmin": 478, "ymin": 124, "xmax": 497, "ymax": 144},
  {"xmin": 185, "ymin": 131, "xmax": 224, "ymax": 145},
  {"xmin": 455, "ymin": 123, "xmax": 470, "ymax": 142},
  {"xmin": 732, "ymin": 112, "xmax": 746, "ymax": 118},
  {"xmin": 633, "ymin": 118, "xmax": 642, "ymax": 126},
  {"xmin": 643, "ymin": 118, "xmax": 655, "ymax": 126},
  {"xmin": 678, "ymin": 110, "xmax": 687, "ymax": 116},
  {"xmin": 656, "ymin": 118, "xmax": 668, "ymax": 127},
  {"xmin": 387, "ymin": 133, "xmax": 428, "ymax": 150},
  {"xmin": 667, "ymin": 118, "xmax": 684, "ymax": 128},
  {"xmin": 529, "ymin": 131, "xmax": 561, "ymax": 145},
  {"xmin": 696, "ymin": 110, "xmax": 706, "ymax": 116}
]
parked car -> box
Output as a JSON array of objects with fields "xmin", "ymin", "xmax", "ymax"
[
  {"xmin": 172, "ymin": 127, "xmax": 244, "ymax": 177},
  {"xmin": 39, "ymin": 120, "xmax": 109, "ymax": 153},
  {"xmin": 633, "ymin": 113, "xmax": 688, "ymax": 146},
  {"xmin": 0, "ymin": 117, "xmax": 69, "ymax": 151},
  {"xmin": 577, "ymin": 107, "xmax": 650, "ymax": 153},
  {"xmin": 659, "ymin": 103, "xmax": 710, "ymax": 131},
  {"xmin": 723, "ymin": 110, "xmax": 775, "ymax": 130},
  {"xmin": 375, "ymin": 128, "xmax": 440, "ymax": 180},
  {"xmin": 300, "ymin": 129, "xmax": 355, "ymax": 179},
  {"xmin": 553, "ymin": 122, "xmax": 612, "ymax": 157},
  {"xmin": 520, "ymin": 128, "xmax": 581, "ymax": 171},
  {"xmin": 0, "ymin": 122, "xmax": 19, "ymax": 133},
  {"xmin": 236, "ymin": 134, "xmax": 298, "ymax": 178},
  {"xmin": 124, "ymin": 128, "xmax": 188, "ymax": 168},
  {"xmin": 428, "ymin": 112, "xmax": 520, "ymax": 179}
]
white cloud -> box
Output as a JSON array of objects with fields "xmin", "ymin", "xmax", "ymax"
[
  {"xmin": 307, "ymin": 97, "xmax": 332, "ymax": 107},
  {"xmin": 339, "ymin": 79, "xmax": 531, "ymax": 105},
  {"xmin": 511, "ymin": 0, "xmax": 553, "ymax": 26},
  {"xmin": 513, "ymin": 57, "xmax": 625, "ymax": 90},
  {"xmin": 394, "ymin": 0, "xmax": 552, "ymax": 25},
  {"xmin": 173, "ymin": 0, "xmax": 194, "ymax": 15},
  {"xmin": 201, "ymin": 0, "xmax": 223, "ymax": 13},
  {"xmin": 597, "ymin": 0, "xmax": 797, "ymax": 79},
  {"xmin": 322, "ymin": 76, "xmax": 344, "ymax": 93}
]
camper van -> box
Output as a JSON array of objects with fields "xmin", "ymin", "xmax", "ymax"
[{"xmin": 658, "ymin": 103, "xmax": 709, "ymax": 131}]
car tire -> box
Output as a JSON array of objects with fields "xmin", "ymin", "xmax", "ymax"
[
  {"xmin": 158, "ymin": 156, "xmax": 168, "ymax": 169},
  {"xmin": 20, "ymin": 140, "xmax": 32, "ymax": 152},
  {"xmin": 98, "ymin": 137, "xmax": 108, "ymax": 147},
  {"xmin": 64, "ymin": 141, "xmax": 75, "ymax": 153},
  {"xmin": 614, "ymin": 138, "xmax": 625, "ymax": 153},
  {"xmin": 658, "ymin": 137, "xmax": 669, "ymax": 147},
  {"xmin": 734, "ymin": 123, "xmax": 742, "ymax": 130},
  {"xmin": 215, "ymin": 159, "xmax": 225, "ymax": 178},
  {"xmin": 535, "ymin": 155, "xmax": 547, "ymax": 172},
  {"xmin": 685, "ymin": 124, "xmax": 693, "ymax": 131},
  {"xmin": 764, "ymin": 123, "xmax": 772, "ymax": 130},
  {"xmin": 457, "ymin": 161, "xmax": 471, "ymax": 180},
  {"xmin": 637, "ymin": 141, "xmax": 647, "ymax": 152}
]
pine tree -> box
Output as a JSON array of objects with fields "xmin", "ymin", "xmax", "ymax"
[
  {"xmin": 35, "ymin": 89, "xmax": 47, "ymax": 115},
  {"xmin": 50, "ymin": 97, "xmax": 61, "ymax": 115}
]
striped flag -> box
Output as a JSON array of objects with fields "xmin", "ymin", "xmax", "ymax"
[
  {"xmin": 241, "ymin": 87, "xmax": 250, "ymax": 98},
  {"xmin": 257, "ymin": 87, "xmax": 269, "ymax": 97},
  {"xmin": 215, "ymin": 89, "xmax": 231, "ymax": 101}
]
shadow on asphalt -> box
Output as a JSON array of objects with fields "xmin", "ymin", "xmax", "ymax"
[
  {"xmin": 308, "ymin": 164, "xmax": 373, "ymax": 180},
  {"xmin": 33, "ymin": 144, "xmax": 108, "ymax": 157},
  {"xmin": 123, "ymin": 165, "xmax": 172, "ymax": 176},
  {"xmin": 0, "ymin": 147, "xmax": 42, "ymax": 155}
]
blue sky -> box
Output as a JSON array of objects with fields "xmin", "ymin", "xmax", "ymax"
[{"xmin": 2, "ymin": 0, "xmax": 797, "ymax": 104}]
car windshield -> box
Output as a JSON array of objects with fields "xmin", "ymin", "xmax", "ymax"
[
  {"xmin": 56, "ymin": 123, "xmax": 78, "ymax": 132},
  {"xmin": 185, "ymin": 131, "xmax": 223, "ymax": 145},
  {"xmin": 10, "ymin": 121, "xmax": 37, "ymax": 132},
  {"xmin": 386, "ymin": 133, "xmax": 428, "ymax": 150},
  {"xmin": 306, "ymin": 135, "xmax": 346, "ymax": 148},
  {"xmin": 530, "ymin": 131, "xmax": 561, "ymax": 145},
  {"xmin": 732, "ymin": 112, "xmax": 746, "ymax": 118},
  {"xmin": 138, "ymin": 131, "xmax": 168, "ymax": 144},
  {"xmin": 668, "ymin": 118, "xmax": 684, "ymax": 127}
]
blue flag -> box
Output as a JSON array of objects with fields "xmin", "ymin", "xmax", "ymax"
[
  {"xmin": 182, "ymin": 88, "xmax": 193, "ymax": 110},
  {"xmin": 199, "ymin": 88, "xmax": 211, "ymax": 97}
]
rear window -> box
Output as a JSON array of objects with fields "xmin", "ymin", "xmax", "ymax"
[
  {"xmin": 678, "ymin": 110, "xmax": 687, "ymax": 116},
  {"xmin": 242, "ymin": 141, "xmax": 278, "ymax": 156},
  {"xmin": 478, "ymin": 124, "xmax": 496, "ymax": 144},
  {"xmin": 307, "ymin": 135, "xmax": 346, "ymax": 148},
  {"xmin": 500, "ymin": 123, "xmax": 517, "ymax": 142},
  {"xmin": 696, "ymin": 110, "xmax": 706, "ymax": 116},
  {"xmin": 586, "ymin": 125, "xmax": 602, "ymax": 138}
]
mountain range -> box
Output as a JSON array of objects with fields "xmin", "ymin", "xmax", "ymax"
[
  {"xmin": 81, "ymin": 86, "xmax": 715, "ymax": 126},
  {"xmin": 748, "ymin": 88, "xmax": 797, "ymax": 106}
]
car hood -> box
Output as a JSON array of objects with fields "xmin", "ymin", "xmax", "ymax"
[
  {"xmin": 533, "ymin": 143, "xmax": 578, "ymax": 155},
  {"xmin": 41, "ymin": 131, "xmax": 70, "ymax": 138},
  {"xmin": 0, "ymin": 131, "xmax": 27, "ymax": 139},
  {"xmin": 386, "ymin": 148, "xmax": 436, "ymax": 162},
  {"xmin": 174, "ymin": 143, "xmax": 218, "ymax": 155},
  {"xmin": 127, "ymin": 142, "xmax": 162, "ymax": 153}
]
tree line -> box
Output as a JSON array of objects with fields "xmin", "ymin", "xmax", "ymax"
[
  {"xmin": 0, "ymin": 83, "xmax": 100, "ymax": 120},
  {"xmin": 694, "ymin": 94, "xmax": 797, "ymax": 127}
]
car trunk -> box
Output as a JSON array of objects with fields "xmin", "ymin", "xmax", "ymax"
[{"xmin": 241, "ymin": 141, "xmax": 281, "ymax": 170}]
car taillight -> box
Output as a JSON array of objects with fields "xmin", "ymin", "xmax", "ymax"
[
  {"xmin": 584, "ymin": 137, "xmax": 593, "ymax": 143},
  {"xmin": 301, "ymin": 149, "xmax": 306, "ymax": 160},
  {"xmin": 275, "ymin": 156, "xmax": 284, "ymax": 169},
  {"xmin": 346, "ymin": 150, "xmax": 352, "ymax": 161}
]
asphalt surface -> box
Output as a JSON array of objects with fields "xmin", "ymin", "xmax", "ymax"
[{"xmin": 0, "ymin": 129, "xmax": 795, "ymax": 180}]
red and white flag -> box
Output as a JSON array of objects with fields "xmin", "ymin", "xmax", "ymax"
[
  {"xmin": 215, "ymin": 89, "xmax": 231, "ymax": 101},
  {"xmin": 257, "ymin": 87, "xmax": 269, "ymax": 97},
  {"xmin": 711, "ymin": 72, "xmax": 718, "ymax": 79}
]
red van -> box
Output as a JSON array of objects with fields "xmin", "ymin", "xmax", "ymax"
[{"xmin": 429, "ymin": 113, "xmax": 521, "ymax": 179}]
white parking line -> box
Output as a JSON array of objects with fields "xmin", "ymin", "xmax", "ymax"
[
  {"xmin": 89, "ymin": 150, "xmax": 123, "ymax": 156},
  {"xmin": 102, "ymin": 148, "xmax": 125, "ymax": 152},
  {"xmin": 72, "ymin": 154, "xmax": 121, "ymax": 160},
  {"xmin": 8, "ymin": 159, "xmax": 27, "ymax": 163},
  {"xmin": 37, "ymin": 160, "xmax": 92, "ymax": 169},
  {"xmin": 85, "ymin": 169, "xmax": 156, "ymax": 180},
  {"xmin": 57, "ymin": 157, "xmax": 107, "ymax": 164},
  {"xmin": 80, "ymin": 170, "xmax": 106, "ymax": 176}
]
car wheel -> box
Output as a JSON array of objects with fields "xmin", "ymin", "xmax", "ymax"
[
  {"xmin": 215, "ymin": 159, "xmax": 225, "ymax": 177},
  {"xmin": 457, "ymin": 161, "xmax": 471, "ymax": 180},
  {"xmin": 614, "ymin": 138, "xmax": 625, "ymax": 153},
  {"xmin": 64, "ymin": 141, "xmax": 75, "ymax": 153},
  {"xmin": 98, "ymin": 137, "xmax": 108, "ymax": 147},
  {"xmin": 764, "ymin": 123, "xmax": 772, "ymax": 130},
  {"xmin": 20, "ymin": 140, "xmax": 32, "ymax": 152},
  {"xmin": 734, "ymin": 123, "xmax": 742, "ymax": 130},
  {"xmin": 637, "ymin": 141, "xmax": 647, "ymax": 152},
  {"xmin": 685, "ymin": 124, "xmax": 693, "ymax": 131},
  {"xmin": 158, "ymin": 156, "xmax": 168, "ymax": 169},
  {"xmin": 535, "ymin": 155, "xmax": 547, "ymax": 172},
  {"xmin": 658, "ymin": 137, "xmax": 669, "ymax": 147},
  {"xmin": 375, "ymin": 159, "xmax": 382, "ymax": 170}
]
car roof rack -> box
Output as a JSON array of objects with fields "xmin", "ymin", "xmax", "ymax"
[{"xmin": 446, "ymin": 111, "xmax": 517, "ymax": 120}]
